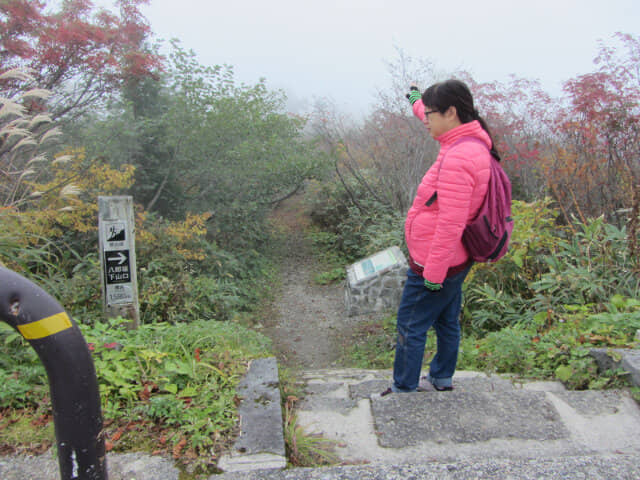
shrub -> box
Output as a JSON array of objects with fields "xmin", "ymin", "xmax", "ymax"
[
  {"xmin": 0, "ymin": 317, "xmax": 273, "ymax": 458},
  {"xmin": 462, "ymin": 198, "xmax": 562, "ymax": 332}
]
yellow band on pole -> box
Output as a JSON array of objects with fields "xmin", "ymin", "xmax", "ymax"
[{"xmin": 17, "ymin": 312, "xmax": 73, "ymax": 340}]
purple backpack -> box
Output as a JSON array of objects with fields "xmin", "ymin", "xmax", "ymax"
[{"xmin": 440, "ymin": 138, "xmax": 513, "ymax": 263}]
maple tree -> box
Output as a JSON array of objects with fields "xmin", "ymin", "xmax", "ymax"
[
  {"xmin": 543, "ymin": 33, "xmax": 640, "ymax": 252},
  {"xmin": 465, "ymin": 74, "xmax": 553, "ymax": 202},
  {"xmin": 310, "ymin": 33, "xmax": 640, "ymax": 258},
  {"xmin": 0, "ymin": 0, "xmax": 162, "ymax": 121},
  {"xmin": 461, "ymin": 34, "xmax": 640, "ymax": 256}
]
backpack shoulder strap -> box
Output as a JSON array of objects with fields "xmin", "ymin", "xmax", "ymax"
[{"xmin": 436, "ymin": 136, "xmax": 489, "ymax": 180}]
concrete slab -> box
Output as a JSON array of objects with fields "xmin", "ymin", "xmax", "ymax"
[
  {"xmin": 442, "ymin": 373, "xmax": 517, "ymax": 392},
  {"xmin": 301, "ymin": 381, "xmax": 359, "ymax": 412},
  {"xmin": 552, "ymin": 390, "xmax": 629, "ymax": 415},
  {"xmin": 218, "ymin": 357, "xmax": 286, "ymax": 473},
  {"xmin": 348, "ymin": 373, "xmax": 517, "ymax": 398},
  {"xmin": 520, "ymin": 380, "xmax": 567, "ymax": 392},
  {"xmin": 295, "ymin": 369, "xmax": 640, "ymax": 466},
  {"xmin": 348, "ymin": 379, "xmax": 389, "ymax": 400},
  {"xmin": 370, "ymin": 390, "xmax": 569, "ymax": 447},
  {"xmin": 546, "ymin": 389, "xmax": 640, "ymax": 455}
]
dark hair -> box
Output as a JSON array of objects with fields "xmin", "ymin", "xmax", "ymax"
[{"xmin": 422, "ymin": 79, "xmax": 500, "ymax": 160}]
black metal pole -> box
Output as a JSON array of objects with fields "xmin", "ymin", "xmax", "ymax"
[{"xmin": 0, "ymin": 266, "xmax": 107, "ymax": 480}]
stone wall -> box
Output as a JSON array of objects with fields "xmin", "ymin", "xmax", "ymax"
[{"xmin": 345, "ymin": 246, "xmax": 408, "ymax": 317}]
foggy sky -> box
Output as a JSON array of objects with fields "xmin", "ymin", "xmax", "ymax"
[{"xmin": 119, "ymin": 0, "xmax": 640, "ymax": 117}]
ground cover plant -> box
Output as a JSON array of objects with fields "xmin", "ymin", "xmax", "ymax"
[
  {"xmin": 333, "ymin": 199, "xmax": 640, "ymax": 391},
  {"xmin": 0, "ymin": 317, "xmax": 272, "ymax": 473},
  {"xmin": 278, "ymin": 369, "xmax": 340, "ymax": 468}
]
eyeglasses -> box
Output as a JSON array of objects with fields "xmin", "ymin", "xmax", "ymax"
[{"xmin": 424, "ymin": 109, "xmax": 438, "ymax": 116}]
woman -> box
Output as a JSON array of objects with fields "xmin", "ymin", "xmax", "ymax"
[{"xmin": 379, "ymin": 79, "xmax": 497, "ymax": 395}]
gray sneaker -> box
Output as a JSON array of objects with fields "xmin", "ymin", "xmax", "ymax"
[
  {"xmin": 418, "ymin": 376, "xmax": 453, "ymax": 392},
  {"xmin": 417, "ymin": 376, "xmax": 436, "ymax": 392}
]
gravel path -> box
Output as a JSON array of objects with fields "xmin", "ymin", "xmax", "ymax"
[
  {"xmin": 265, "ymin": 229, "xmax": 349, "ymax": 369},
  {"xmin": 263, "ymin": 195, "xmax": 370, "ymax": 370}
]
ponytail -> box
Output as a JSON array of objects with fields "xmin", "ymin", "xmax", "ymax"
[{"xmin": 475, "ymin": 113, "xmax": 501, "ymax": 161}]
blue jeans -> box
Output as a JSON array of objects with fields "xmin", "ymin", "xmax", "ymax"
[{"xmin": 392, "ymin": 266, "xmax": 470, "ymax": 392}]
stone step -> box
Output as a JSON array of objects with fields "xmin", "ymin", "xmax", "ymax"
[
  {"xmin": 4, "ymin": 365, "xmax": 639, "ymax": 479},
  {"xmin": 293, "ymin": 369, "xmax": 640, "ymax": 466},
  {"xmin": 218, "ymin": 357, "xmax": 287, "ymax": 473},
  {"xmin": 214, "ymin": 454, "xmax": 640, "ymax": 480}
]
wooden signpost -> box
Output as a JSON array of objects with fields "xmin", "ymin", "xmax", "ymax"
[{"xmin": 98, "ymin": 196, "xmax": 140, "ymax": 329}]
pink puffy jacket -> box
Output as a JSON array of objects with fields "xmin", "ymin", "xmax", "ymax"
[{"xmin": 405, "ymin": 100, "xmax": 492, "ymax": 284}]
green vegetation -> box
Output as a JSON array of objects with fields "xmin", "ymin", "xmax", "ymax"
[
  {"xmin": 1, "ymin": 2, "xmax": 639, "ymax": 473},
  {"xmin": 0, "ymin": 318, "xmax": 271, "ymax": 470},
  {"xmin": 327, "ymin": 198, "xmax": 639, "ymax": 390}
]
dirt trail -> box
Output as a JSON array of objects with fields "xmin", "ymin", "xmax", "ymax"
[{"xmin": 264, "ymin": 194, "xmax": 364, "ymax": 370}]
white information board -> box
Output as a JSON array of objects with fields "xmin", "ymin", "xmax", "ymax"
[{"xmin": 352, "ymin": 249, "xmax": 399, "ymax": 282}]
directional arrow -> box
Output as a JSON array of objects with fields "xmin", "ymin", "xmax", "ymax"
[{"xmin": 107, "ymin": 252, "xmax": 128, "ymax": 265}]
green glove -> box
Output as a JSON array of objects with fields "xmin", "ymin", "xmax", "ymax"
[
  {"xmin": 424, "ymin": 279, "xmax": 442, "ymax": 291},
  {"xmin": 406, "ymin": 86, "xmax": 421, "ymax": 105}
]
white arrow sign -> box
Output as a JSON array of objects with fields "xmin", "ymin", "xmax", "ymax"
[{"xmin": 107, "ymin": 252, "xmax": 128, "ymax": 265}]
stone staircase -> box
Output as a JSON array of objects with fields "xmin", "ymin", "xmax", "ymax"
[
  {"xmin": 3, "ymin": 358, "xmax": 639, "ymax": 479},
  {"xmin": 297, "ymin": 370, "xmax": 640, "ymax": 462},
  {"xmin": 216, "ymin": 362, "xmax": 640, "ymax": 480}
]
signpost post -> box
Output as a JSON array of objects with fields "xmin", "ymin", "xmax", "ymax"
[{"xmin": 98, "ymin": 196, "xmax": 140, "ymax": 329}]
